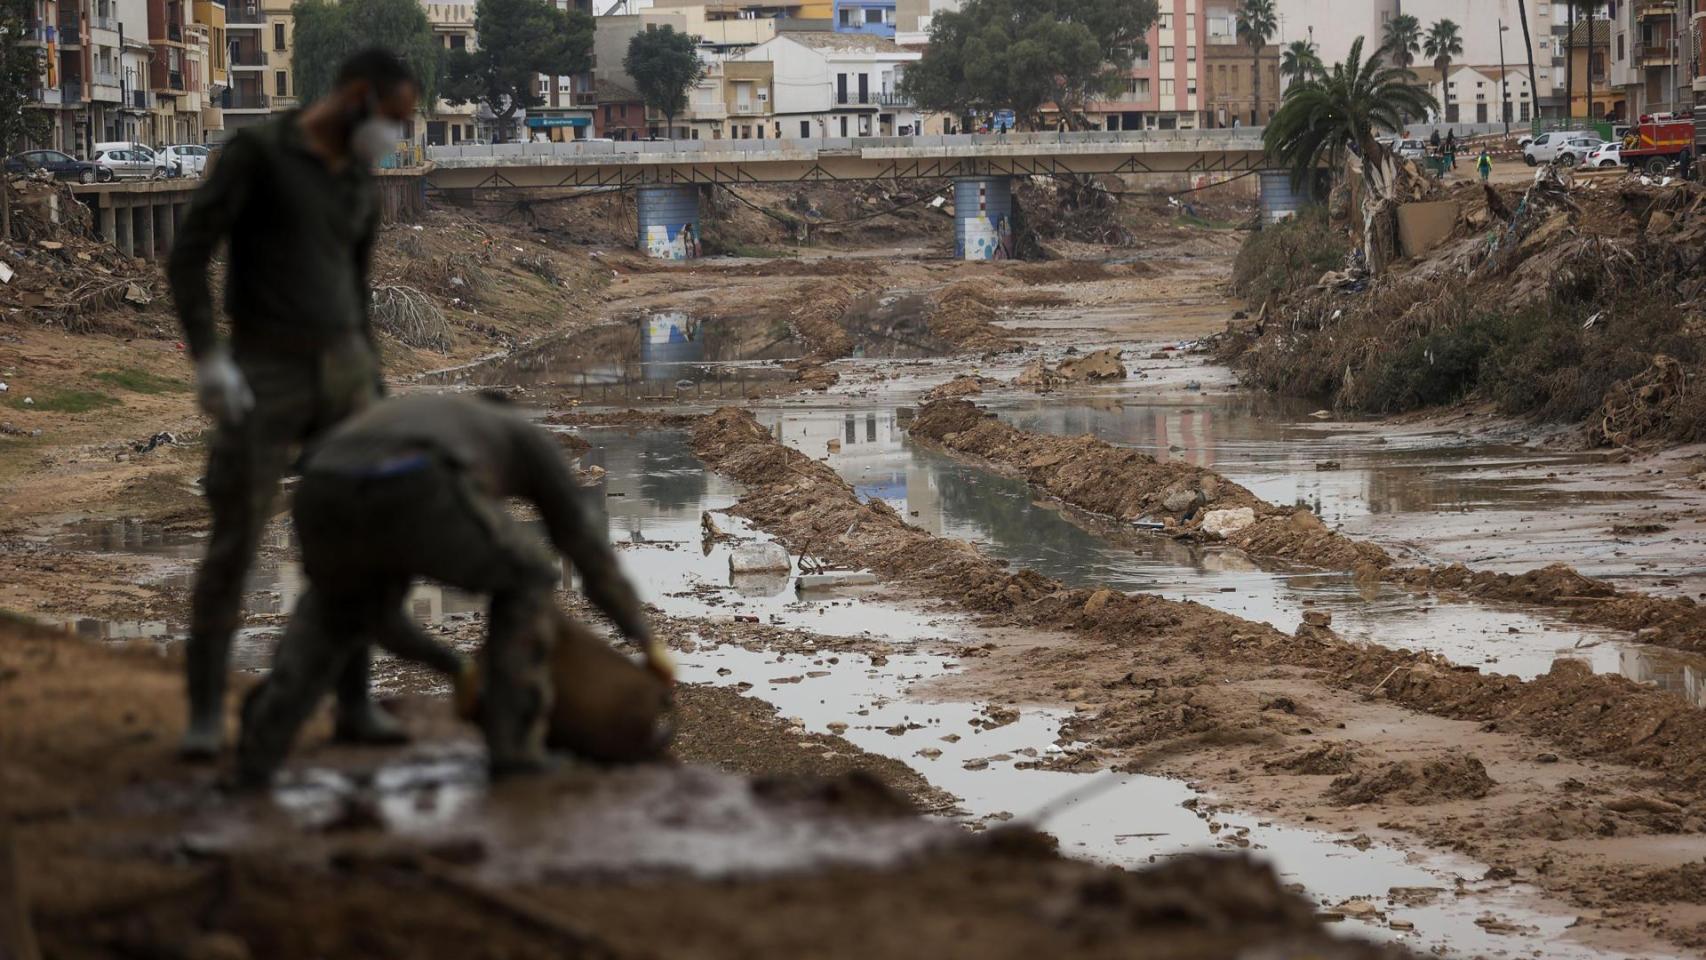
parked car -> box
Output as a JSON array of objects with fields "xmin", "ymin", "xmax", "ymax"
[
  {"xmin": 93, "ymin": 141, "xmax": 175, "ymax": 178},
  {"xmin": 1522, "ymin": 130, "xmax": 1596, "ymax": 165},
  {"xmin": 1553, "ymin": 136, "xmax": 1605, "ymax": 168},
  {"xmin": 93, "ymin": 148, "xmax": 163, "ymax": 180},
  {"xmin": 4, "ymin": 149, "xmax": 109, "ymax": 184},
  {"xmin": 1585, "ymin": 141, "xmax": 1622, "ymax": 168},
  {"xmin": 161, "ymin": 144, "xmax": 211, "ymax": 177},
  {"xmin": 1395, "ymin": 139, "xmax": 1427, "ymax": 161}
]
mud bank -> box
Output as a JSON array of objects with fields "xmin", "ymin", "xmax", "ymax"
[
  {"xmin": 0, "ymin": 618, "xmax": 1406, "ymax": 960},
  {"xmin": 908, "ymin": 398, "xmax": 1706, "ymax": 652}
]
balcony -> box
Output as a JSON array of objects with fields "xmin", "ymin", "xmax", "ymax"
[
  {"xmin": 272, "ymin": 95, "xmax": 298, "ymax": 109},
  {"xmin": 126, "ymin": 89, "xmax": 153, "ymax": 111},
  {"xmin": 168, "ymin": 22, "xmax": 182, "ymax": 41},
  {"xmin": 226, "ymin": 2, "xmax": 264, "ymax": 24},
  {"xmin": 223, "ymin": 89, "xmax": 269, "ymax": 109},
  {"xmin": 571, "ymin": 90, "xmax": 597, "ymax": 107},
  {"xmin": 60, "ymin": 80, "xmax": 84, "ymax": 104},
  {"xmin": 876, "ymin": 90, "xmax": 912, "ymax": 107},
  {"xmin": 19, "ymin": 19, "xmax": 48, "ymax": 43},
  {"xmin": 90, "ymin": 14, "xmax": 118, "ymax": 32},
  {"xmin": 230, "ymin": 48, "xmax": 267, "ymax": 68},
  {"xmin": 1638, "ymin": 0, "xmax": 1677, "ymax": 18},
  {"xmin": 57, "ymin": 12, "xmax": 80, "ymax": 37},
  {"xmin": 30, "ymin": 86, "xmax": 64, "ymax": 106},
  {"xmin": 1640, "ymin": 43, "xmax": 1678, "ymax": 65}
]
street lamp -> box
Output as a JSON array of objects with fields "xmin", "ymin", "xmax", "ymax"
[{"xmin": 1497, "ymin": 20, "xmax": 1511, "ymax": 137}]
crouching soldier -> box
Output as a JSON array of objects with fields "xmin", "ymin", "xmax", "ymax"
[{"xmin": 235, "ymin": 393, "xmax": 670, "ymax": 787}]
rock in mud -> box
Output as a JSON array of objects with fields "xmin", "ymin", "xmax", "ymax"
[
  {"xmin": 1264, "ymin": 743, "xmax": 1361, "ymax": 776},
  {"xmin": 1013, "ymin": 358, "xmax": 1058, "ymax": 391},
  {"xmin": 1055, "ymin": 347, "xmax": 1126, "ymax": 382},
  {"xmin": 1200, "ymin": 507, "xmax": 1256, "ymax": 538},
  {"xmin": 730, "ymin": 542, "xmax": 791, "ymax": 574},
  {"xmin": 920, "ymin": 374, "xmax": 991, "ymax": 403},
  {"xmin": 1326, "ymin": 751, "xmax": 1495, "ymax": 806}
]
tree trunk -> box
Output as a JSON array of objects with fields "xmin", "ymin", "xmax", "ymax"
[
  {"xmin": 1517, "ymin": 0, "xmax": 1538, "ymax": 124},
  {"xmin": 1566, "ymin": 2, "xmax": 1576, "ymax": 118},
  {"xmin": 0, "ymin": 824, "xmax": 41, "ymax": 960},
  {"xmin": 1251, "ymin": 45, "xmax": 1262, "ymax": 125},
  {"xmin": 1, "ymin": 176, "xmax": 9, "ymax": 245}
]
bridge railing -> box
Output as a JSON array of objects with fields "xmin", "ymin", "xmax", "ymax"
[{"xmin": 426, "ymin": 127, "xmax": 1268, "ymax": 164}]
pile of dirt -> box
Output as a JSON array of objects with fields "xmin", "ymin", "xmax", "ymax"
[
  {"xmin": 1221, "ymin": 172, "xmax": 1706, "ymax": 446},
  {"xmin": 926, "ymin": 284, "xmax": 1019, "ymax": 354},
  {"xmin": 909, "ymin": 399, "xmax": 1260, "ymax": 522},
  {"xmin": 1602, "ymin": 861, "xmax": 1706, "ymax": 905},
  {"xmin": 780, "ymin": 277, "xmax": 876, "ymax": 359},
  {"xmin": 1325, "ymin": 752, "xmax": 1496, "ymax": 806},
  {"xmin": 1263, "ymin": 743, "xmax": 1363, "ymax": 776},
  {"xmin": 0, "ymin": 179, "xmax": 167, "ymax": 337},
  {"xmin": 1011, "ymin": 349, "xmax": 1127, "ymax": 391},
  {"xmin": 920, "ymin": 374, "xmax": 994, "ymax": 403}
]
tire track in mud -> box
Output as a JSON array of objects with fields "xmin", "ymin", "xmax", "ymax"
[
  {"xmin": 688, "ymin": 405, "xmax": 1706, "ymax": 795},
  {"xmin": 906, "ymin": 398, "xmax": 1706, "ymax": 654}
]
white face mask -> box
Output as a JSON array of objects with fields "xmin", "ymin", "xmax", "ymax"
[{"xmin": 352, "ymin": 113, "xmax": 405, "ymax": 164}]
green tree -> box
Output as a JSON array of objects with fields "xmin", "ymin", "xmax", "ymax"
[
  {"xmin": 899, "ymin": 0, "xmax": 1158, "ymax": 130},
  {"xmin": 624, "ymin": 25, "xmax": 703, "ymax": 138},
  {"xmin": 1264, "ymin": 37, "xmax": 1435, "ymax": 272},
  {"xmin": 0, "ymin": 0, "xmax": 50, "ymax": 238},
  {"xmin": 1236, "ymin": 0, "xmax": 1276, "ymax": 125},
  {"xmin": 1381, "ymin": 14, "xmax": 1421, "ymax": 68},
  {"xmin": 441, "ymin": 0, "xmax": 594, "ymax": 141},
  {"xmin": 1279, "ymin": 38, "xmax": 1322, "ymax": 86},
  {"xmin": 1423, "ymin": 19, "xmax": 1462, "ymax": 120},
  {"xmin": 290, "ymin": 0, "xmax": 439, "ymax": 105}
]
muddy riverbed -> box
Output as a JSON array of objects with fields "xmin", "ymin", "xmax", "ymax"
[{"xmin": 11, "ymin": 218, "xmax": 1706, "ymax": 957}]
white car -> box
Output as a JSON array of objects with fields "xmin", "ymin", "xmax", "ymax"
[
  {"xmin": 161, "ymin": 144, "xmax": 211, "ymax": 177},
  {"xmin": 1586, "ymin": 141, "xmax": 1622, "ymax": 168},
  {"xmin": 93, "ymin": 148, "xmax": 163, "ymax": 180},
  {"xmin": 1395, "ymin": 139, "xmax": 1427, "ymax": 161},
  {"xmin": 1552, "ymin": 136, "xmax": 1605, "ymax": 168},
  {"xmin": 93, "ymin": 141, "xmax": 176, "ymax": 178},
  {"xmin": 1522, "ymin": 130, "xmax": 1597, "ymax": 165}
]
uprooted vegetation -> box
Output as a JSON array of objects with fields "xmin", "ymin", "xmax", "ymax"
[{"xmin": 1219, "ymin": 172, "xmax": 1706, "ymax": 447}]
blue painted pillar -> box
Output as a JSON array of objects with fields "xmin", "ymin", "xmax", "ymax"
[
  {"xmin": 635, "ymin": 184, "xmax": 702, "ymax": 260},
  {"xmin": 953, "ymin": 176, "xmax": 1013, "ymax": 260}
]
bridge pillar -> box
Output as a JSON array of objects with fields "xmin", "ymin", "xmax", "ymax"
[
  {"xmin": 634, "ymin": 184, "xmax": 701, "ymax": 260},
  {"xmin": 953, "ymin": 177, "xmax": 1014, "ymax": 260}
]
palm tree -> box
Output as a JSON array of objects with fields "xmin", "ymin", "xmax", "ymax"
[
  {"xmin": 1237, "ymin": 0, "xmax": 1278, "ymax": 125},
  {"xmin": 1382, "ymin": 14, "xmax": 1422, "ymax": 69},
  {"xmin": 1264, "ymin": 37, "xmax": 1436, "ymax": 273},
  {"xmin": 1423, "ymin": 19, "xmax": 1463, "ymax": 121},
  {"xmin": 1279, "ymin": 39, "xmax": 1323, "ymax": 86}
]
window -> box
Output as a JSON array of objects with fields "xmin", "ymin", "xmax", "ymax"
[
  {"xmin": 1187, "ymin": 79, "xmax": 1196, "ymax": 95},
  {"xmin": 1160, "ymin": 45, "xmax": 1174, "ymax": 62},
  {"xmin": 1186, "ymin": 45, "xmax": 1196, "ymax": 63},
  {"xmin": 274, "ymin": 69, "xmax": 286, "ymax": 96},
  {"xmin": 1616, "ymin": 34, "xmax": 1624, "ymax": 59},
  {"xmin": 800, "ymin": 119, "xmax": 810, "ymax": 137},
  {"xmin": 1159, "ymin": 77, "xmax": 1174, "ymax": 97},
  {"xmin": 863, "ymin": 7, "xmax": 883, "ymax": 23},
  {"xmin": 272, "ymin": 22, "xmax": 284, "ymax": 50},
  {"xmin": 1130, "ymin": 77, "xmax": 1150, "ymax": 97},
  {"xmin": 1158, "ymin": 12, "xmax": 1171, "ymax": 29},
  {"xmin": 839, "ymin": 8, "xmax": 851, "ymax": 23},
  {"xmin": 838, "ymin": 115, "xmax": 847, "ymax": 136},
  {"xmin": 449, "ymin": 34, "xmax": 465, "ymax": 50}
]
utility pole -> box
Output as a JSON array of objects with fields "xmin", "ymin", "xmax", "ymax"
[{"xmin": 1498, "ymin": 18, "xmax": 1511, "ymax": 136}]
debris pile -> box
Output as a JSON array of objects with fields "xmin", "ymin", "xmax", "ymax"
[
  {"xmin": 0, "ymin": 179, "xmax": 164, "ymax": 335},
  {"xmin": 1012, "ymin": 348, "xmax": 1126, "ymax": 391},
  {"xmin": 1220, "ymin": 169, "xmax": 1706, "ymax": 445}
]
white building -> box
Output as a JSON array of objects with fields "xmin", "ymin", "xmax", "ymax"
[
  {"xmin": 1400, "ymin": 0, "xmax": 1567, "ymax": 117},
  {"xmin": 1441, "ymin": 63, "xmax": 1533, "ymax": 124},
  {"xmin": 729, "ymin": 32, "xmax": 921, "ymax": 138}
]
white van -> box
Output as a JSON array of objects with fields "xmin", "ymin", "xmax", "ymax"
[{"xmin": 1522, "ymin": 130, "xmax": 1596, "ymax": 165}]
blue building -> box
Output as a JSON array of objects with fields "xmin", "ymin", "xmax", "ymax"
[{"xmin": 833, "ymin": 0, "xmax": 896, "ymax": 37}]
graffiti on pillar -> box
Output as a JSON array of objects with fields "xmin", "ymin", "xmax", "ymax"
[
  {"xmin": 644, "ymin": 222, "xmax": 701, "ymax": 260},
  {"xmin": 960, "ymin": 213, "xmax": 1012, "ymax": 260}
]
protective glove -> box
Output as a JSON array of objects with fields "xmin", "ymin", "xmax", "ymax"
[
  {"xmin": 639, "ymin": 633, "xmax": 675, "ymax": 686},
  {"xmin": 195, "ymin": 348, "xmax": 254, "ymax": 425}
]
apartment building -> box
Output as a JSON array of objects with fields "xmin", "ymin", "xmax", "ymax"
[
  {"xmin": 729, "ymin": 31, "xmax": 919, "ymax": 137},
  {"xmin": 422, "ymin": 0, "xmax": 487, "ymax": 144},
  {"xmin": 1608, "ymin": 0, "xmax": 1696, "ymax": 117},
  {"xmin": 1080, "ymin": 0, "xmax": 1206, "ymax": 131},
  {"xmin": 220, "ymin": 0, "xmax": 292, "ymax": 132},
  {"xmin": 193, "ymin": 0, "xmax": 225, "ymax": 137},
  {"xmin": 833, "ymin": 0, "xmax": 894, "ymax": 37},
  {"xmin": 1201, "ymin": 27, "xmax": 1280, "ymax": 129}
]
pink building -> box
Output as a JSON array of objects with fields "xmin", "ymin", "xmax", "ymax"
[{"xmin": 1082, "ymin": 0, "xmax": 1210, "ymax": 130}]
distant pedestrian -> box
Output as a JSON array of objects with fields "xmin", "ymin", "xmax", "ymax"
[
  {"xmin": 1430, "ymin": 128, "xmax": 1442, "ymax": 152},
  {"xmin": 1445, "ymin": 130, "xmax": 1457, "ymax": 168},
  {"xmin": 1477, "ymin": 150, "xmax": 1493, "ymax": 182},
  {"xmin": 1680, "ymin": 147, "xmax": 1694, "ymax": 182}
]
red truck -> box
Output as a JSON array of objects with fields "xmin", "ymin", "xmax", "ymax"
[{"xmin": 1620, "ymin": 112, "xmax": 1695, "ymax": 175}]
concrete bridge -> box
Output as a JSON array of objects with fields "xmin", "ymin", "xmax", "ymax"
[{"xmin": 426, "ymin": 130, "xmax": 1272, "ymax": 260}]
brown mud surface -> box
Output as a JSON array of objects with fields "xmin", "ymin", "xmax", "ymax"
[
  {"xmin": 688, "ymin": 404, "xmax": 1706, "ymax": 951},
  {"xmin": 909, "ymin": 398, "xmax": 1706, "ymax": 652},
  {"xmin": 0, "ymin": 617, "xmax": 1407, "ymax": 960}
]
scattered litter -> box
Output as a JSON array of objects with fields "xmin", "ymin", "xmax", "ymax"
[{"xmin": 1200, "ymin": 507, "xmax": 1256, "ymax": 538}]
